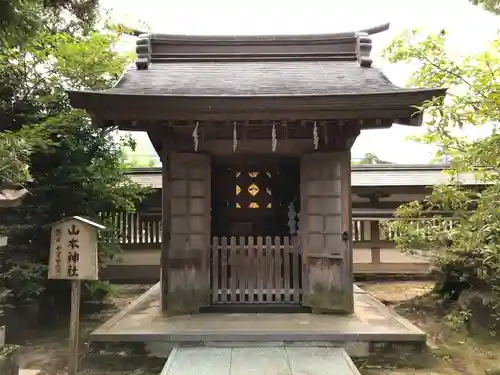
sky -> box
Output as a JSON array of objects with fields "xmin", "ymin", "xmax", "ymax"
[{"xmin": 100, "ymin": 0, "xmax": 499, "ymax": 164}]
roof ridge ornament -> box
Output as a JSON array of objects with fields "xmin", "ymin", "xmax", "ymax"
[
  {"xmin": 135, "ymin": 34, "xmax": 151, "ymax": 70},
  {"xmin": 131, "ymin": 24, "xmax": 389, "ymax": 65},
  {"xmin": 356, "ymin": 32, "xmax": 373, "ymax": 68}
]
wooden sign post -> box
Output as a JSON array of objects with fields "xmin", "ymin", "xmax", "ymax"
[{"xmin": 48, "ymin": 216, "xmax": 105, "ymax": 375}]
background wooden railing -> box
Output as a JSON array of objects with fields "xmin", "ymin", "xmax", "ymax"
[
  {"xmin": 99, "ymin": 212, "xmax": 162, "ymax": 248},
  {"xmin": 99, "ymin": 212, "xmax": 455, "ymax": 280},
  {"xmin": 100, "ymin": 211, "xmax": 456, "ymax": 250}
]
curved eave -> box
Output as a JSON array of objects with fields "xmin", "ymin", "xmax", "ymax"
[{"xmin": 67, "ymin": 88, "xmax": 446, "ymax": 126}]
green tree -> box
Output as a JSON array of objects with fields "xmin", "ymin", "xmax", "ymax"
[
  {"xmin": 0, "ymin": 24, "xmax": 149, "ymax": 311},
  {"xmin": 383, "ymin": 23, "xmax": 500, "ymax": 307},
  {"xmin": 356, "ymin": 152, "xmax": 393, "ymax": 165},
  {"xmin": 122, "ymin": 142, "xmax": 158, "ymax": 168},
  {"xmin": 470, "ymin": 0, "xmax": 500, "ymax": 14},
  {"xmin": 0, "ymin": 0, "xmax": 99, "ymax": 44},
  {"xmin": 0, "ymin": 0, "xmax": 103, "ymax": 192},
  {"xmin": 0, "ymin": 128, "xmax": 47, "ymax": 189}
]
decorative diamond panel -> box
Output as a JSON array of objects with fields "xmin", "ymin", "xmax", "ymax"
[
  {"xmin": 234, "ymin": 170, "xmax": 272, "ymax": 210},
  {"xmin": 248, "ymin": 183, "xmax": 259, "ymax": 196}
]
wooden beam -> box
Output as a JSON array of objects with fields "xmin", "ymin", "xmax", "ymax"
[{"xmin": 167, "ymin": 138, "xmax": 353, "ymax": 154}]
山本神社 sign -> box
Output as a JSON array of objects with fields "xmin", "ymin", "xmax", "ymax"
[
  {"xmin": 48, "ymin": 216, "xmax": 104, "ymax": 280},
  {"xmin": 48, "ymin": 216, "xmax": 105, "ymax": 375}
]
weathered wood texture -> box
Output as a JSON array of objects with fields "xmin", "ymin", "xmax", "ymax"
[
  {"xmin": 163, "ymin": 152, "xmax": 211, "ymax": 313},
  {"xmin": 340, "ymin": 150, "xmax": 355, "ymax": 310},
  {"xmin": 100, "ymin": 211, "xmax": 162, "ymax": 249},
  {"xmin": 300, "ymin": 152, "xmax": 353, "ymax": 312},
  {"xmin": 211, "ymin": 236, "xmax": 301, "ymax": 304}
]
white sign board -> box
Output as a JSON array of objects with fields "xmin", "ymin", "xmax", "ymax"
[{"xmin": 48, "ymin": 217, "xmax": 102, "ymax": 280}]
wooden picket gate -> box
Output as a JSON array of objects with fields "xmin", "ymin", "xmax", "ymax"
[{"xmin": 210, "ymin": 236, "xmax": 302, "ymax": 304}]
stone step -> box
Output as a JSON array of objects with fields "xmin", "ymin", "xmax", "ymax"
[
  {"xmin": 19, "ymin": 370, "xmax": 42, "ymax": 375},
  {"xmin": 160, "ymin": 346, "xmax": 360, "ymax": 375}
]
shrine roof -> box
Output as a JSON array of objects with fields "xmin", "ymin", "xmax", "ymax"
[
  {"xmin": 126, "ymin": 165, "xmax": 490, "ymax": 189},
  {"xmin": 102, "ymin": 60, "xmax": 418, "ymax": 97},
  {"xmin": 67, "ymin": 23, "xmax": 446, "ymax": 125}
]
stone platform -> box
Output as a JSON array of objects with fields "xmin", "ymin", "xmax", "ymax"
[{"xmin": 91, "ymin": 283, "xmax": 425, "ymax": 357}]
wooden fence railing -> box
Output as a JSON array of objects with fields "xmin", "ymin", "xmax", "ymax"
[
  {"xmin": 99, "ymin": 212, "xmax": 162, "ymax": 248},
  {"xmin": 100, "ymin": 211, "xmax": 456, "ymax": 250},
  {"xmin": 211, "ymin": 236, "xmax": 301, "ymax": 304}
]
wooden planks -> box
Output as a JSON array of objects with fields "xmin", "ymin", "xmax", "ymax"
[
  {"xmin": 211, "ymin": 236, "xmax": 302, "ymax": 304},
  {"xmin": 265, "ymin": 236, "xmax": 273, "ymax": 303},
  {"xmin": 99, "ymin": 212, "xmax": 162, "ymax": 248},
  {"xmin": 221, "ymin": 237, "xmax": 229, "ymax": 302},
  {"xmin": 161, "ymin": 347, "xmax": 361, "ymax": 375},
  {"xmin": 211, "ymin": 237, "xmax": 220, "ymax": 304},
  {"xmin": 274, "ymin": 237, "xmax": 283, "ymax": 303}
]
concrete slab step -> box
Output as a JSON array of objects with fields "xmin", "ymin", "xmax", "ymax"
[
  {"xmin": 19, "ymin": 370, "xmax": 42, "ymax": 375},
  {"xmin": 160, "ymin": 346, "xmax": 360, "ymax": 375}
]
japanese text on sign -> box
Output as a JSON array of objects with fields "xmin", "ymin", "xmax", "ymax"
[
  {"xmin": 67, "ymin": 224, "xmax": 80, "ymax": 277},
  {"xmin": 54, "ymin": 228, "xmax": 62, "ymax": 276},
  {"xmin": 48, "ymin": 217, "xmax": 100, "ymax": 280}
]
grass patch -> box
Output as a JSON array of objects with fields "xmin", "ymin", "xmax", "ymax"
[{"xmin": 356, "ymin": 282, "xmax": 500, "ymax": 374}]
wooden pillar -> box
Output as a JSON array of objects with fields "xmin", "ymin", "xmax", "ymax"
[
  {"xmin": 370, "ymin": 220, "xmax": 381, "ymax": 264},
  {"xmin": 300, "ymin": 151, "xmax": 354, "ymax": 313},
  {"xmin": 162, "ymin": 152, "xmax": 211, "ymax": 314},
  {"xmin": 160, "ymin": 149, "xmax": 171, "ymax": 311},
  {"xmin": 340, "ymin": 150, "xmax": 354, "ymax": 313}
]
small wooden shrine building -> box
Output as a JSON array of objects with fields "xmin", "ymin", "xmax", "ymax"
[{"xmin": 68, "ymin": 23, "xmax": 445, "ymax": 314}]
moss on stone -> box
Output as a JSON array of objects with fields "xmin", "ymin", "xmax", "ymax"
[
  {"xmin": 305, "ymin": 283, "xmax": 352, "ymax": 313},
  {"xmin": 164, "ymin": 287, "xmax": 210, "ymax": 315}
]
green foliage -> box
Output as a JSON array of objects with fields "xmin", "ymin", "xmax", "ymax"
[
  {"xmin": 0, "ymin": 133, "xmax": 36, "ymax": 192},
  {"xmin": 124, "ymin": 157, "xmax": 157, "ymax": 168},
  {"xmin": 85, "ymin": 280, "xmax": 116, "ymax": 302},
  {"xmin": 470, "ymin": 0, "xmax": 500, "ymax": 14},
  {"xmin": 384, "ymin": 28, "xmax": 500, "ymax": 323},
  {"xmin": 0, "ymin": 0, "xmax": 99, "ymax": 45},
  {"xmin": 0, "ymin": 21, "xmax": 150, "ymax": 312},
  {"xmin": 384, "ymin": 30, "xmax": 499, "ymax": 152},
  {"xmin": 354, "ymin": 152, "xmax": 393, "ymax": 165},
  {"xmin": 123, "ymin": 148, "xmax": 158, "ymax": 168}
]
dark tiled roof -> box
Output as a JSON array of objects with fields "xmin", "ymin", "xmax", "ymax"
[
  {"xmin": 109, "ymin": 61, "xmax": 406, "ymax": 97},
  {"xmin": 66, "ymin": 24, "xmax": 446, "ymax": 126},
  {"xmin": 126, "ymin": 165, "xmax": 490, "ymax": 188}
]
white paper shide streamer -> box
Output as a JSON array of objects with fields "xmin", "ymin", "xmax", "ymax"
[
  {"xmin": 192, "ymin": 122, "xmax": 199, "ymax": 151},
  {"xmin": 271, "ymin": 123, "xmax": 277, "ymax": 152},
  {"xmin": 232, "ymin": 122, "xmax": 238, "ymax": 152},
  {"xmin": 313, "ymin": 121, "xmax": 319, "ymax": 150}
]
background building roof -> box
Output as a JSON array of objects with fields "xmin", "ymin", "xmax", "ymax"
[{"xmin": 126, "ymin": 164, "xmax": 488, "ymax": 189}]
